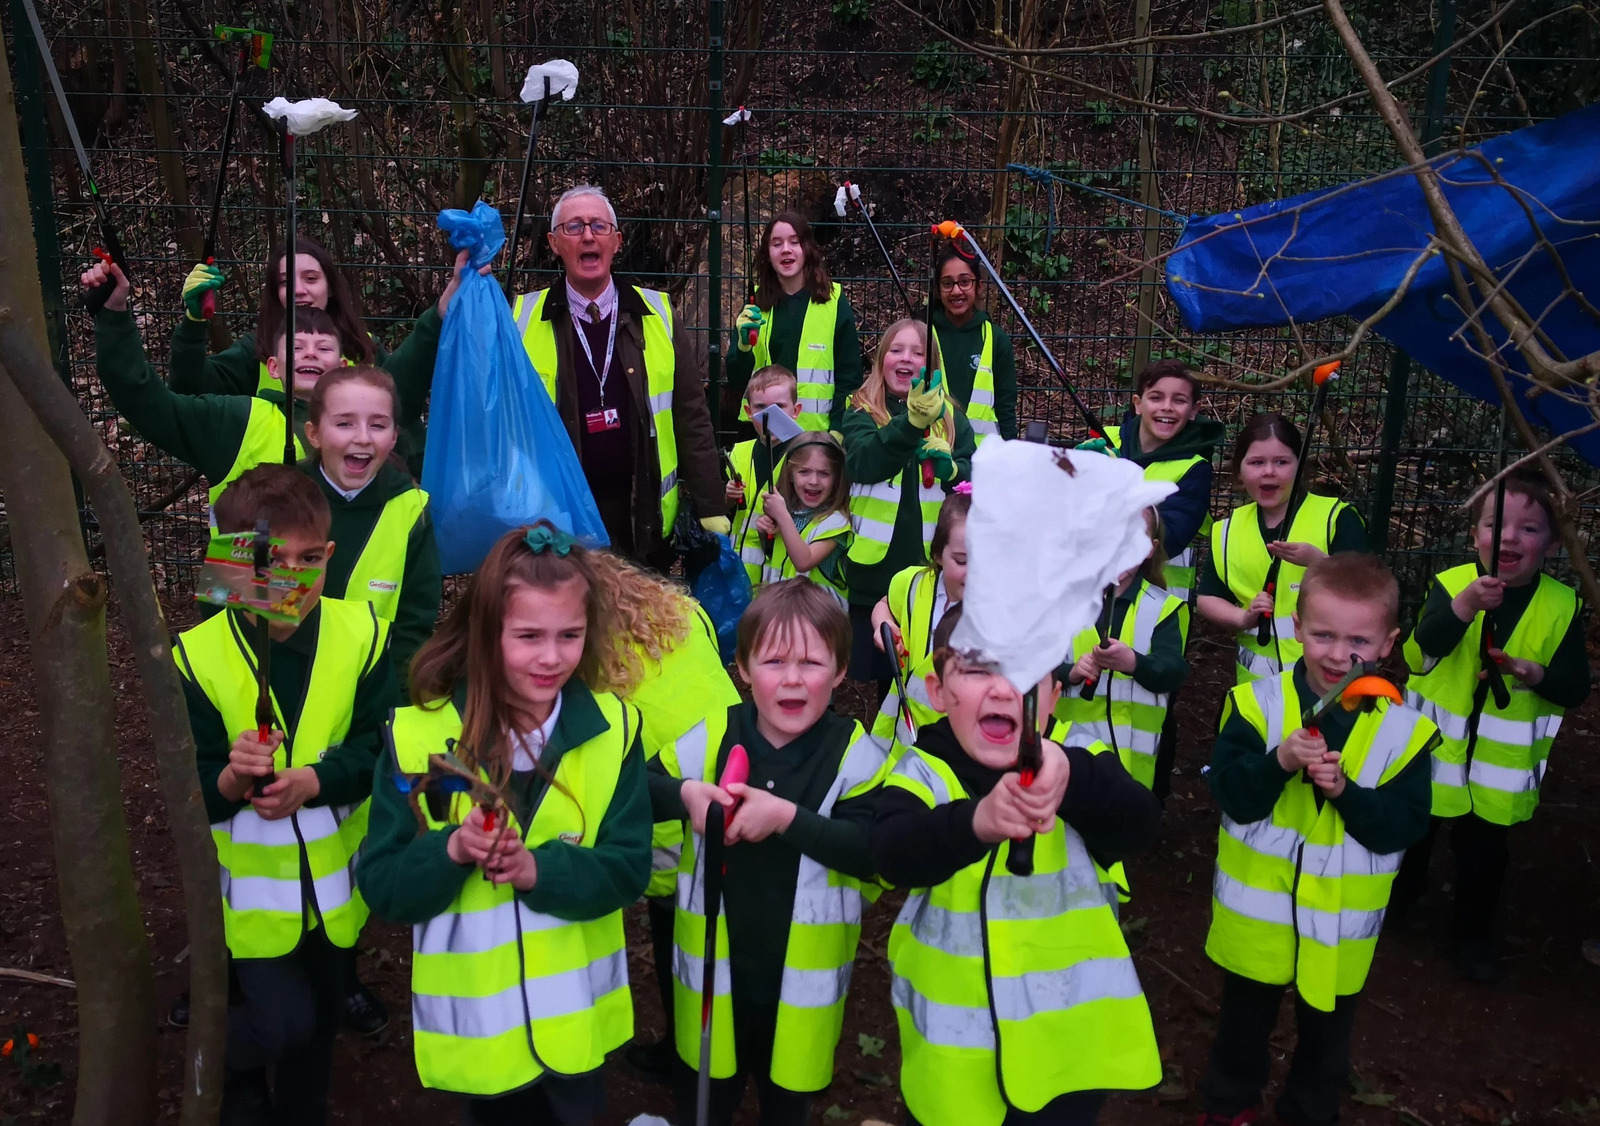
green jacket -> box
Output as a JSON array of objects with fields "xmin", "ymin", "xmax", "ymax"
[
  {"xmin": 929, "ymin": 306, "xmax": 1017, "ymax": 441},
  {"xmin": 1112, "ymin": 413, "xmax": 1225, "ymax": 559},
  {"xmin": 1206, "ymin": 661, "xmax": 1434, "ymax": 855},
  {"xmin": 358, "ymin": 680, "xmax": 653, "ymax": 925},
  {"xmin": 299, "ymin": 460, "xmax": 443, "ymax": 691},
  {"xmin": 840, "ymin": 398, "xmax": 975, "ymax": 605},
  {"xmin": 725, "ymin": 288, "xmax": 865, "ymax": 431},
  {"xmin": 96, "ymin": 309, "xmax": 307, "ymax": 488},
  {"xmin": 169, "ymin": 310, "xmax": 444, "ymax": 476},
  {"xmin": 185, "ymin": 603, "xmax": 397, "ymax": 824}
]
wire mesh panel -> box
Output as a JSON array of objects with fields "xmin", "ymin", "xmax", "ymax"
[{"xmin": 4, "ymin": 0, "xmax": 1594, "ymax": 614}]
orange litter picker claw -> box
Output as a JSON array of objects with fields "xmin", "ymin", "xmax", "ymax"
[{"xmin": 1340, "ymin": 675, "xmax": 1403, "ymax": 711}]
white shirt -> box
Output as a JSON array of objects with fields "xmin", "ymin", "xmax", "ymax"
[
  {"xmin": 932, "ymin": 573, "xmax": 951, "ymax": 635},
  {"xmin": 319, "ymin": 464, "xmax": 371, "ymax": 502},
  {"xmin": 566, "ymin": 278, "xmax": 618, "ymax": 324},
  {"xmin": 509, "ymin": 694, "xmax": 563, "ymax": 772}
]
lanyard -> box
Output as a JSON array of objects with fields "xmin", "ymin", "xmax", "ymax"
[{"xmin": 571, "ymin": 303, "xmax": 619, "ymax": 402}]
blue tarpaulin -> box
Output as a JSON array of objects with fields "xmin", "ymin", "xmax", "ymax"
[{"xmin": 1166, "ymin": 101, "xmax": 1600, "ymax": 466}]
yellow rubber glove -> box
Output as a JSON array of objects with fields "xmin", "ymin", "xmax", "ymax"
[
  {"xmin": 735, "ymin": 305, "xmax": 763, "ymax": 353},
  {"xmin": 182, "ymin": 262, "xmax": 226, "ymax": 322},
  {"xmin": 906, "ymin": 366, "xmax": 946, "ymax": 429},
  {"xmin": 918, "ymin": 433, "xmax": 956, "ymax": 482},
  {"xmin": 700, "ymin": 516, "xmax": 732, "ymax": 537}
]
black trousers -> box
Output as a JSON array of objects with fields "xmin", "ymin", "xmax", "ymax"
[
  {"xmin": 1152, "ymin": 685, "xmax": 1182, "ymax": 802},
  {"xmin": 1392, "ymin": 813, "xmax": 1511, "ymax": 942},
  {"xmin": 648, "ymin": 894, "xmax": 676, "ymax": 1037},
  {"xmin": 224, "ymin": 926, "xmax": 347, "ymax": 1126},
  {"xmin": 1200, "ymin": 971, "xmax": 1360, "ymax": 1126},
  {"xmin": 464, "ymin": 1070, "xmax": 606, "ymax": 1126},
  {"xmin": 672, "ymin": 1001, "xmax": 813, "ymax": 1126},
  {"xmin": 908, "ymin": 1091, "xmax": 1107, "ymax": 1126}
]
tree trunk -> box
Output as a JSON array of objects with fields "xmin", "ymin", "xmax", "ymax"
[
  {"xmin": 0, "ymin": 39, "xmax": 228, "ymax": 1119},
  {"xmin": 0, "ymin": 47, "xmax": 156, "ymax": 1126}
]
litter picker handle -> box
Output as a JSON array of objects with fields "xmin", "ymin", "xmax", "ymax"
[
  {"xmin": 1481, "ymin": 626, "xmax": 1512, "ymax": 711},
  {"xmin": 694, "ymin": 801, "xmax": 727, "ymax": 1126},
  {"xmin": 1079, "ymin": 584, "xmax": 1115, "ymax": 701},
  {"xmin": 880, "ymin": 622, "xmax": 917, "ymax": 742},
  {"xmin": 85, "ymin": 230, "xmax": 129, "ymax": 317},
  {"xmin": 1005, "ymin": 689, "xmax": 1042, "ymax": 877}
]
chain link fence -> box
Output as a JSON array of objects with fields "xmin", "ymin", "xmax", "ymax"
[{"xmin": 4, "ymin": 0, "xmax": 1596, "ymax": 613}]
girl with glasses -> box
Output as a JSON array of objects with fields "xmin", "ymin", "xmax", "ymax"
[{"xmin": 929, "ymin": 242, "xmax": 1018, "ymax": 442}]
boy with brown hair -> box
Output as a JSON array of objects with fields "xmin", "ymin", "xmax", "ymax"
[
  {"xmin": 1393, "ymin": 472, "xmax": 1589, "ymax": 981},
  {"xmin": 176, "ymin": 464, "xmax": 393, "ymax": 1124},
  {"xmin": 727, "ymin": 365, "xmax": 805, "ymax": 585},
  {"xmin": 1199, "ymin": 553, "xmax": 1438, "ymax": 1126}
]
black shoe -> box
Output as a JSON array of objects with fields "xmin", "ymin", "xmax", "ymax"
[
  {"xmin": 344, "ymin": 981, "xmax": 389, "ymax": 1036},
  {"xmin": 1454, "ymin": 937, "xmax": 1504, "ymax": 983},
  {"xmin": 168, "ymin": 990, "xmax": 191, "ymax": 1029},
  {"xmin": 624, "ymin": 1036, "xmax": 677, "ymax": 1084}
]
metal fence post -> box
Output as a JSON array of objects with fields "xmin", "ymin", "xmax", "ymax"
[
  {"xmin": 1369, "ymin": 0, "xmax": 1457, "ymax": 552},
  {"xmin": 705, "ymin": 0, "xmax": 725, "ymax": 420}
]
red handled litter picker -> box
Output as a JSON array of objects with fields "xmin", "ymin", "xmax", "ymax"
[
  {"xmin": 692, "ymin": 744, "xmax": 750, "ymax": 1126},
  {"xmin": 1477, "ymin": 414, "xmax": 1514, "ymax": 711}
]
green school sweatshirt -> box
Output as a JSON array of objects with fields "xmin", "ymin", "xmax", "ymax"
[
  {"xmin": 725, "ymin": 287, "xmax": 865, "ymax": 430},
  {"xmin": 299, "ymin": 460, "xmax": 443, "ymax": 692},
  {"xmin": 183, "ymin": 603, "xmax": 397, "ymax": 824},
  {"xmin": 358, "ymin": 680, "xmax": 652, "ymax": 925},
  {"xmin": 96, "ymin": 309, "xmax": 308, "ymax": 488},
  {"xmin": 840, "ymin": 398, "xmax": 976, "ymax": 606},
  {"xmin": 1206, "ymin": 661, "xmax": 1435, "ymax": 855},
  {"xmin": 169, "ymin": 309, "xmax": 444, "ymax": 476},
  {"xmin": 1113, "ymin": 412, "xmax": 1226, "ymax": 559},
  {"xmin": 647, "ymin": 703, "xmax": 877, "ymax": 1006},
  {"xmin": 929, "ymin": 305, "xmax": 1018, "ymax": 440}
]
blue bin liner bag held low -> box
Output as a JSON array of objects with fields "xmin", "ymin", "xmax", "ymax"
[
  {"xmin": 423, "ymin": 201, "xmax": 609, "ymax": 573},
  {"xmin": 691, "ymin": 534, "xmax": 752, "ymax": 664}
]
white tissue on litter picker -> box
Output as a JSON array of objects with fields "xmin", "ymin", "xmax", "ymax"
[
  {"xmin": 722, "ymin": 106, "xmax": 752, "ymax": 126},
  {"xmin": 521, "ymin": 60, "xmax": 580, "ymax": 102},
  {"xmin": 262, "ymin": 97, "xmax": 358, "ymax": 134},
  {"xmin": 833, "ymin": 183, "xmax": 862, "ymax": 217},
  {"xmin": 949, "ymin": 439, "xmax": 1176, "ymax": 694}
]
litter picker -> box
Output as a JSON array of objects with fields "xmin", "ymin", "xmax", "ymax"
[
  {"xmin": 18, "ymin": 0, "xmax": 131, "ymax": 315},
  {"xmin": 1298, "ymin": 657, "xmax": 1403, "ymax": 805},
  {"xmin": 951, "ymin": 440, "xmax": 1177, "ymax": 877},
  {"xmin": 194, "ymin": 523, "xmax": 325, "ymax": 793},
  {"xmin": 693, "ymin": 740, "xmax": 749, "ymax": 1126},
  {"xmin": 504, "ymin": 60, "xmax": 579, "ymax": 296},
  {"xmin": 836, "ymin": 181, "xmax": 913, "ymax": 314},
  {"xmin": 752, "ymin": 404, "xmax": 804, "ymax": 557},
  {"xmin": 197, "ymin": 27, "xmax": 274, "ymax": 319},
  {"xmin": 918, "ymin": 226, "xmax": 943, "ymax": 488},
  {"xmin": 880, "ymin": 621, "xmax": 919, "ymax": 747},
  {"xmin": 1077, "ymin": 583, "xmax": 1117, "ymax": 702},
  {"xmin": 262, "ymin": 97, "xmax": 359, "ymax": 465},
  {"xmin": 724, "ymin": 107, "xmax": 761, "ymax": 349},
  {"xmin": 1255, "ymin": 361, "xmax": 1341, "ymax": 648},
  {"xmin": 932, "ymin": 219, "xmax": 1104, "ymax": 441},
  {"xmin": 1477, "ymin": 414, "xmax": 1514, "ymax": 711}
]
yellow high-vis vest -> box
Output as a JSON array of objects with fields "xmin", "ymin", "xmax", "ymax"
[
  {"xmin": 389, "ymin": 692, "xmax": 639, "ymax": 1095},
  {"xmin": 1403, "ymin": 564, "xmax": 1577, "ymax": 825},
  {"xmin": 660, "ymin": 710, "xmax": 887, "ymax": 1092},
  {"xmin": 512, "ymin": 286, "xmax": 682, "ymax": 531},
  {"xmin": 1210, "ymin": 493, "xmax": 1347, "ymax": 682},
  {"xmin": 932, "ymin": 321, "xmax": 998, "ymax": 442},
  {"xmin": 1053, "ymin": 580, "xmax": 1188, "ymax": 789},
  {"xmin": 870, "ymin": 565, "xmax": 946, "ymax": 760},
  {"xmin": 727, "ymin": 439, "xmax": 785, "ymax": 587},
  {"xmin": 175, "ymin": 598, "xmax": 388, "ymax": 958},
  {"xmin": 212, "ymin": 397, "xmax": 307, "ymax": 505},
  {"xmin": 1204, "ymin": 672, "xmax": 1436, "ymax": 1011},
  {"xmin": 763, "ymin": 509, "xmax": 852, "ymax": 606},
  {"xmin": 886, "ymin": 749, "xmax": 1161, "ymax": 1126},
  {"xmin": 342, "ymin": 488, "xmax": 429, "ymax": 620},
  {"xmin": 753, "ymin": 283, "xmax": 842, "ymax": 430},
  {"xmin": 1103, "ymin": 424, "xmax": 1211, "ymax": 602}
]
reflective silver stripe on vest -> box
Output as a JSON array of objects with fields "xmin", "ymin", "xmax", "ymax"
[
  {"xmin": 649, "ymin": 389, "xmax": 674, "ymax": 416},
  {"xmin": 217, "ymin": 806, "xmax": 354, "ymax": 914},
  {"xmin": 637, "ymin": 287, "xmax": 674, "ymax": 339},
  {"xmin": 796, "ymin": 394, "xmax": 833, "ymax": 417},
  {"xmin": 1406, "ymin": 688, "xmax": 1466, "ymax": 740},
  {"xmin": 1476, "ymin": 711, "xmax": 1562, "ymax": 748},
  {"xmin": 968, "ymin": 386, "xmax": 995, "ymax": 408},
  {"xmin": 874, "ymin": 691, "xmax": 915, "ymax": 749},
  {"xmin": 1238, "ymin": 646, "xmax": 1285, "ymax": 679},
  {"xmin": 990, "ymin": 957, "xmax": 1145, "ymax": 1020},
  {"xmin": 413, "ymin": 898, "xmax": 569, "ymax": 956},
  {"xmin": 1469, "ymin": 756, "xmax": 1547, "ymax": 793},
  {"xmin": 411, "ymin": 948, "xmax": 628, "ymax": 1039},
  {"xmin": 1253, "ymin": 677, "xmax": 1287, "ymax": 753},
  {"xmin": 673, "ymin": 940, "xmax": 732, "ymax": 996},
  {"xmin": 224, "ymin": 805, "xmax": 343, "ymax": 847},
  {"xmin": 660, "ymin": 468, "xmax": 679, "ymax": 500},
  {"xmin": 778, "ymin": 963, "xmax": 855, "ymax": 1008},
  {"xmin": 654, "ymin": 844, "xmax": 682, "ymax": 875},
  {"xmin": 890, "ymin": 751, "xmax": 951, "ymax": 805},
  {"xmin": 514, "ymin": 291, "xmax": 540, "ymax": 336},
  {"xmin": 891, "ymin": 973, "xmax": 994, "ymax": 1050},
  {"xmin": 674, "ymin": 720, "xmax": 711, "ymax": 785},
  {"xmin": 969, "ymin": 417, "xmax": 1000, "ymax": 437},
  {"xmin": 1432, "ymin": 757, "xmax": 1468, "ymax": 788}
]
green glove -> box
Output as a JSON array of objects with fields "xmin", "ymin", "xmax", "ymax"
[
  {"xmin": 735, "ymin": 304, "xmax": 763, "ymax": 353},
  {"xmin": 700, "ymin": 515, "xmax": 732, "ymax": 537},
  {"xmin": 918, "ymin": 434, "xmax": 956, "ymax": 482},
  {"xmin": 1074, "ymin": 436, "xmax": 1110, "ymax": 454},
  {"xmin": 906, "ymin": 366, "xmax": 946, "ymax": 429},
  {"xmin": 182, "ymin": 262, "xmax": 226, "ymax": 321}
]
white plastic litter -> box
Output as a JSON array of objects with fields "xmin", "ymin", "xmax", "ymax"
[
  {"xmin": 723, "ymin": 106, "xmax": 752, "ymax": 126},
  {"xmin": 261, "ymin": 97, "xmax": 357, "ymax": 135},
  {"xmin": 521, "ymin": 60, "xmax": 580, "ymax": 103},
  {"xmin": 950, "ymin": 439, "xmax": 1176, "ymax": 693},
  {"xmin": 625, "ymin": 1117, "xmax": 671, "ymax": 1126},
  {"xmin": 833, "ymin": 182, "xmax": 863, "ymax": 217},
  {"xmin": 754, "ymin": 403, "xmax": 805, "ymax": 444}
]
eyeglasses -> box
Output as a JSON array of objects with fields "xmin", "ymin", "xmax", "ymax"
[
  {"xmin": 555, "ymin": 219, "xmax": 616, "ymax": 237},
  {"xmin": 938, "ymin": 277, "xmax": 977, "ymax": 292}
]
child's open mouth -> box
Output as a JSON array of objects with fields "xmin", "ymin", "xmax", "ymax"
[
  {"xmin": 343, "ymin": 452, "xmax": 374, "ymax": 477},
  {"xmin": 1499, "ymin": 550, "xmax": 1523, "ymax": 571},
  {"xmin": 779, "ymin": 256, "xmax": 797, "ymax": 271},
  {"xmin": 777, "ymin": 697, "xmax": 807, "ymax": 716},
  {"xmin": 801, "ymin": 487, "xmax": 824, "ymax": 505},
  {"xmin": 978, "ymin": 711, "xmax": 1017, "ymax": 743}
]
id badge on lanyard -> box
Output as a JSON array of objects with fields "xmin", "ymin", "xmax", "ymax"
[{"xmin": 574, "ymin": 304, "xmax": 619, "ymax": 417}]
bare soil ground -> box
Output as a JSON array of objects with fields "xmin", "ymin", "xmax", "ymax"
[{"xmin": 1, "ymin": 596, "xmax": 1597, "ymax": 1125}]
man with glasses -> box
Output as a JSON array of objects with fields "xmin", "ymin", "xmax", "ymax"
[{"xmin": 512, "ymin": 184, "xmax": 726, "ymax": 565}]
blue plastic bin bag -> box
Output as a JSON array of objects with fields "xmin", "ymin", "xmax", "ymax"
[
  {"xmin": 691, "ymin": 534, "xmax": 751, "ymax": 664},
  {"xmin": 423, "ymin": 201, "xmax": 609, "ymax": 573}
]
